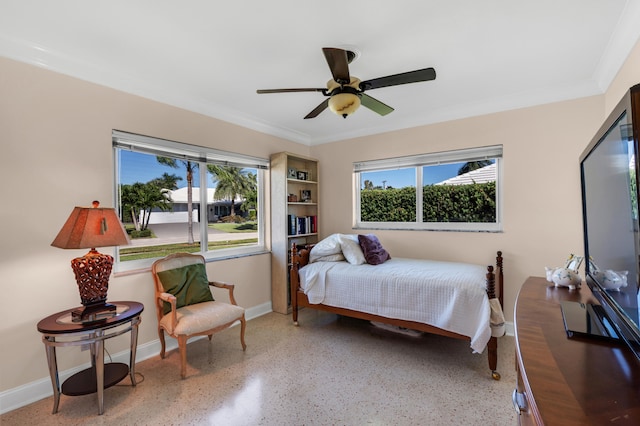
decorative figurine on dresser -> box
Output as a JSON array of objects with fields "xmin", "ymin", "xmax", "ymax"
[{"xmin": 545, "ymin": 254, "xmax": 583, "ymax": 290}]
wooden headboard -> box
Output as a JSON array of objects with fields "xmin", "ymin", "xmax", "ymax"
[{"xmin": 290, "ymin": 243, "xmax": 313, "ymax": 270}]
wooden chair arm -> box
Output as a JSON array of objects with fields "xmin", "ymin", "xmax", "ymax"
[
  {"xmin": 158, "ymin": 292, "xmax": 178, "ymax": 330},
  {"xmin": 209, "ymin": 281, "xmax": 239, "ymax": 306},
  {"xmin": 159, "ymin": 292, "xmax": 176, "ymax": 303}
]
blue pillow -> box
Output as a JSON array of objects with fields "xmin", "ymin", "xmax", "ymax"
[{"xmin": 156, "ymin": 263, "xmax": 214, "ymax": 315}]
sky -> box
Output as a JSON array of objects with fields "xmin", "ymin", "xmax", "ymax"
[
  {"xmin": 361, "ymin": 162, "xmax": 466, "ymax": 188},
  {"xmin": 119, "ymin": 150, "xmax": 467, "ymax": 189},
  {"xmin": 119, "ymin": 150, "xmax": 202, "ymax": 188}
]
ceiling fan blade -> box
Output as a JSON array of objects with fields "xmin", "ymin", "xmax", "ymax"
[
  {"xmin": 360, "ymin": 68, "xmax": 436, "ymax": 91},
  {"xmin": 322, "ymin": 48, "xmax": 350, "ymax": 84},
  {"xmin": 257, "ymin": 88, "xmax": 325, "ymax": 94},
  {"xmin": 304, "ymin": 99, "xmax": 329, "ymax": 119},
  {"xmin": 360, "ymin": 94, "xmax": 394, "ymax": 116}
]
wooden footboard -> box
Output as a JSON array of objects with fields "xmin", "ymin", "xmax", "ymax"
[{"xmin": 289, "ymin": 244, "xmax": 505, "ymax": 380}]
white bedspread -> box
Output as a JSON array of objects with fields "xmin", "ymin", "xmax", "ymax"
[{"xmin": 299, "ymin": 257, "xmax": 494, "ymax": 353}]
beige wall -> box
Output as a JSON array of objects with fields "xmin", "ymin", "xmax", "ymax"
[
  {"xmin": 0, "ymin": 56, "xmax": 310, "ymax": 393},
  {"xmin": 0, "ymin": 35, "xmax": 638, "ymax": 400}
]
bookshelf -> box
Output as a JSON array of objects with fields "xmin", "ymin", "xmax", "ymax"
[{"xmin": 270, "ymin": 152, "xmax": 319, "ymax": 314}]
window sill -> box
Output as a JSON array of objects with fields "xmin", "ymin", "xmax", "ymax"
[
  {"xmin": 113, "ymin": 249, "xmax": 271, "ymax": 277},
  {"xmin": 354, "ymin": 224, "xmax": 503, "ymax": 233}
]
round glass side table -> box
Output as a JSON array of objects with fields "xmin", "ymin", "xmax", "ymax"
[{"xmin": 37, "ymin": 301, "xmax": 143, "ymax": 415}]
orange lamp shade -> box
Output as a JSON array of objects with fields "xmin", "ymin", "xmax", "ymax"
[{"xmin": 51, "ymin": 202, "xmax": 129, "ymax": 250}]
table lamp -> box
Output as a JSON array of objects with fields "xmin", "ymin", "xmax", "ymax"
[{"xmin": 51, "ymin": 201, "xmax": 130, "ymax": 321}]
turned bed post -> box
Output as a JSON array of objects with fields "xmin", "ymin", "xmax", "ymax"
[
  {"xmin": 290, "ymin": 243, "xmax": 300, "ymax": 325},
  {"xmin": 496, "ymin": 250, "xmax": 504, "ymax": 307},
  {"xmin": 486, "ymin": 250, "xmax": 504, "ymax": 381}
]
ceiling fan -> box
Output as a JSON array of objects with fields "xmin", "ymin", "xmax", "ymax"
[{"xmin": 256, "ymin": 47, "xmax": 436, "ymax": 119}]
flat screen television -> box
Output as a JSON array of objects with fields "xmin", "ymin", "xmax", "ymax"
[{"xmin": 576, "ymin": 83, "xmax": 640, "ymax": 360}]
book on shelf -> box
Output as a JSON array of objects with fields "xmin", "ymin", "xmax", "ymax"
[{"xmin": 287, "ymin": 214, "xmax": 317, "ymax": 235}]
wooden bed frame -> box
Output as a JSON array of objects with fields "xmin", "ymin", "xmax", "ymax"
[{"xmin": 289, "ymin": 244, "xmax": 505, "ymax": 380}]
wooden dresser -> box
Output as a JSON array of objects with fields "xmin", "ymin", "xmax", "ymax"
[{"xmin": 513, "ymin": 276, "xmax": 640, "ymax": 425}]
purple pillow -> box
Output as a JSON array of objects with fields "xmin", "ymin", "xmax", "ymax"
[{"xmin": 357, "ymin": 234, "xmax": 391, "ymax": 265}]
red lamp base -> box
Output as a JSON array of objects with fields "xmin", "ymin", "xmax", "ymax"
[{"xmin": 70, "ymin": 249, "xmax": 116, "ymax": 321}]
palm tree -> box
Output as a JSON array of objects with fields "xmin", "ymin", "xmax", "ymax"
[
  {"xmin": 120, "ymin": 181, "xmax": 173, "ymax": 231},
  {"xmin": 120, "ymin": 173, "xmax": 180, "ymax": 232},
  {"xmin": 120, "ymin": 182, "xmax": 145, "ymax": 231},
  {"xmin": 239, "ymin": 171, "xmax": 258, "ymax": 219},
  {"xmin": 208, "ymin": 165, "xmax": 255, "ymax": 219},
  {"xmin": 149, "ymin": 172, "xmax": 182, "ymax": 192},
  {"xmin": 457, "ymin": 160, "xmax": 493, "ymax": 176},
  {"xmin": 157, "ymin": 157, "xmax": 197, "ymax": 244},
  {"xmin": 138, "ymin": 183, "xmax": 173, "ymax": 231}
]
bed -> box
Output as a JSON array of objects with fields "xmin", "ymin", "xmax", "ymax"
[{"xmin": 289, "ymin": 234, "xmax": 505, "ymax": 380}]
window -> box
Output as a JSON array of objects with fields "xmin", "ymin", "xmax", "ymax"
[
  {"xmin": 354, "ymin": 145, "xmax": 502, "ymax": 232},
  {"xmin": 113, "ymin": 130, "xmax": 268, "ymax": 272}
]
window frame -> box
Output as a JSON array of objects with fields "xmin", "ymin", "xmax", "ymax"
[
  {"xmin": 353, "ymin": 145, "xmax": 503, "ymax": 232},
  {"xmin": 112, "ymin": 130, "xmax": 269, "ymax": 273}
]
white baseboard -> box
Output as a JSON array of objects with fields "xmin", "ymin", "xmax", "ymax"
[
  {"xmin": 0, "ymin": 302, "xmax": 273, "ymax": 415},
  {"xmin": 505, "ymin": 321, "xmax": 514, "ymax": 337}
]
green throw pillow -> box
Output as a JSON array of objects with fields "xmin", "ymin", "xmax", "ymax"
[{"xmin": 157, "ymin": 263, "xmax": 214, "ymax": 315}]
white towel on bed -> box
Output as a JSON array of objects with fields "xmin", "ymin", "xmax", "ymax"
[
  {"xmin": 300, "ymin": 261, "xmax": 334, "ymax": 304},
  {"xmin": 489, "ymin": 298, "xmax": 505, "ymax": 337}
]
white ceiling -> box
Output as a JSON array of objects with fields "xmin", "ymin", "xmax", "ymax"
[{"xmin": 2, "ymin": 1, "xmax": 640, "ymax": 146}]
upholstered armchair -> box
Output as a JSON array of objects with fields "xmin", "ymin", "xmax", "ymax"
[{"xmin": 151, "ymin": 253, "xmax": 246, "ymax": 378}]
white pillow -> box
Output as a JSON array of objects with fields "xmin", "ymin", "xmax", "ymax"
[
  {"xmin": 311, "ymin": 253, "xmax": 346, "ymax": 263},
  {"xmin": 338, "ymin": 234, "xmax": 366, "ymax": 265},
  {"xmin": 309, "ymin": 234, "xmax": 342, "ymax": 263}
]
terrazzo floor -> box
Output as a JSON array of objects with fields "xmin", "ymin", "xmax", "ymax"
[{"xmin": 1, "ymin": 309, "xmax": 517, "ymax": 425}]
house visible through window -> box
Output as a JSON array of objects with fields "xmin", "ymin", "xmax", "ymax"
[
  {"xmin": 113, "ymin": 130, "xmax": 268, "ymax": 272},
  {"xmin": 354, "ymin": 145, "xmax": 502, "ymax": 232}
]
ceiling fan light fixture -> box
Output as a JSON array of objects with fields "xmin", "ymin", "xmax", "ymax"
[
  {"xmin": 256, "ymin": 47, "xmax": 435, "ymax": 119},
  {"xmin": 328, "ymin": 92, "xmax": 361, "ymax": 118}
]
